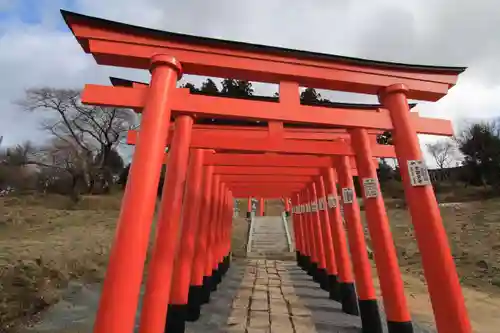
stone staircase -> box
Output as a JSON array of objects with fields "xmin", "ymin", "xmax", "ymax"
[{"xmin": 247, "ymin": 216, "xmax": 295, "ymax": 260}]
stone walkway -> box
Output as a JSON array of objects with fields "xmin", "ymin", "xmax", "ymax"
[{"xmin": 223, "ymin": 259, "xmax": 361, "ymax": 333}]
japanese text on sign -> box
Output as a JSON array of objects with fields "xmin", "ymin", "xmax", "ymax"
[
  {"xmin": 306, "ymin": 203, "xmax": 311, "ymax": 213},
  {"xmin": 407, "ymin": 160, "xmax": 431, "ymax": 186},
  {"xmin": 363, "ymin": 178, "xmax": 379, "ymax": 198},
  {"xmin": 327, "ymin": 194, "xmax": 337, "ymax": 208},
  {"xmin": 311, "ymin": 201, "xmax": 318, "ymax": 212},
  {"xmin": 342, "ymin": 188, "xmax": 354, "ymax": 204}
]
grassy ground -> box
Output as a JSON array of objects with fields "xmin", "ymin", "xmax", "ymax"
[
  {"xmin": 362, "ymin": 199, "xmax": 500, "ymax": 292},
  {"xmin": 361, "ymin": 199, "xmax": 500, "ymax": 333},
  {"xmin": 0, "ymin": 194, "xmax": 120, "ymax": 331},
  {"xmin": 231, "ymin": 217, "xmax": 249, "ymax": 258}
]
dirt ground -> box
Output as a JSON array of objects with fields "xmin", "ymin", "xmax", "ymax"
[
  {"xmin": 230, "ymin": 217, "xmax": 249, "ymax": 258},
  {"xmin": 0, "ymin": 194, "xmax": 120, "ymax": 332},
  {"xmin": 370, "ymin": 200, "xmax": 500, "ymax": 292},
  {"xmin": 2, "ymin": 194, "xmax": 500, "ymax": 332},
  {"xmin": 371, "ymin": 269, "xmax": 500, "ymax": 333},
  {"xmin": 362, "ymin": 199, "xmax": 500, "ymax": 333}
]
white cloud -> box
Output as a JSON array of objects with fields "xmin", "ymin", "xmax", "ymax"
[{"xmin": 1, "ymin": 0, "xmax": 500, "ymax": 167}]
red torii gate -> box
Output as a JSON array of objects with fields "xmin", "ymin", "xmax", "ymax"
[
  {"xmin": 61, "ymin": 9, "xmax": 471, "ymax": 333},
  {"xmin": 161, "ymin": 148, "xmax": 360, "ymax": 301},
  {"xmin": 126, "ymin": 120, "xmax": 450, "ymax": 333}
]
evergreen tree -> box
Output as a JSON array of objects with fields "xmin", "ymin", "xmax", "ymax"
[
  {"xmin": 456, "ymin": 121, "xmax": 500, "ymax": 186},
  {"xmin": 221, "ymin": 78, "xmax": 254, "ymax": 97},
  {"xmin": 300, "ymin": 87, "xmax": 322, "ymax": 104},
  {"xmin": 376, "ymin": 131, "xmax": 393, "ymax": 145},
  {"xmin": 181, "ymin": 82, "xmax": 199, "ymax": 93},
  {"xmin": 200, "ymin": 78, "xmax": 219, "ymax": 93}
]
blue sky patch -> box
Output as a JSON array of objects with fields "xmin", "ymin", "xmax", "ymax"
[{"xmin": 0, "ymin": 0, "xmax": 78, "ymax": 26}]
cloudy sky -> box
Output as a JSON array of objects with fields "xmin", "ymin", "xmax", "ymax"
[{"xmin": 1, "ymin": 0, "xmax": 500, "ymax": 164}]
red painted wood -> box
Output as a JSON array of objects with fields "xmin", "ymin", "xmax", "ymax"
[
  {"xmin": 83, "ymin": 84, "xmax": 454, "ymax": 135},
  {"xmin": 62, "ymin": 11, "xmax": 460, "ymax": 100}
]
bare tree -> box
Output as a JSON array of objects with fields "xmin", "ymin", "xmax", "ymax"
[
  {"xmin": 0, "ymin": 141, "xmax": 40, "ymax": 191},
  {"xmin": 426, "ymin": 139, "xmax": 458, "ymax": 169},
  {"xmin": 19, "ymin": 88, "xmax": 136, "ymax": 194},
  {"xmin": 2, "ymin": 140, "xmax": 36, "ymax": 166}
]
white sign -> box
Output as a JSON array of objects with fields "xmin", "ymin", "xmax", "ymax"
[
  {"xmin": 318, "ymin": 197, "xmax": 326, "ymax": 211},
  {"xmin": 327, "ymin": 194, "xmax": 337, "ymax": 208},
  {"xmin": 363, "ymin": 178, "xmax": 379, "ymax": 198},
  {"xmin": 311, "ymin": 201, "xmax": 318, "ymax": 212},
  {"xmin": 407, "ymin": 160, "xmax": 431, "ymax": 186},
  {"xmin": 342, "ymin": 188, "xmax": 354, "ymax": 204}
]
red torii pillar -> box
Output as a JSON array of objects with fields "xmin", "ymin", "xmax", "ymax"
[
  {"xmin": 139, "ymin": 114, "xmax": 193, "ymax": 333},
  {"xmin": 247, "ymin": 197, "xmax": 252, "ymax": 218},
  {"xmin": 217, "ymin": 186, "xmax": 230, "ymax": 284},
  {"xmin": 91, "ymin": 55, "xmax": 182, "ymax": 333},
  {"xmin": 309, "ymin": 182, "xmax": 328, "ymax": 289},
  {"xmin": 165, "ymin": 149, "xmax": 205, "ymax": 331},
  {"xmin": 187, "ymin": 164, "xmax": 214, "ymax": 321},
  {"xmin": 337, "ymin": 155, "xmax": 383, "ymax": 332},
  {"xmin": 315, "ymin": 175, "xmax": 341, "ymax": 299},
  {"xmin": 284, "ymin": 197, "xmax": 291, "ymax": 216},
  {"xmin": 380, "ymin": 85, "xmax": 471, "ymax": 333},
  {"xmin": 206, "ymin": 176, "xmax": 222, "ymax": 293},
  {"xmin": 324, "ymin": 167, "xmax": 359, "ymax": 315},
  {"xmin": 350, "ymin": 129, "xmax": 412, "ymax": 330},
  {"xmin": 291, "ymin": 195, "xmax": 303, "ymax": 265}
]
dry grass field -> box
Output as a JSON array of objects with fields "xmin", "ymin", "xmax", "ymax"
[
  {"xmin": 362, "ymin": 199, "xmax": 500, "ymax": 332},
  {"xmin": 359, "ymin": 199, "xmax": 500, "ymax": 292},
  {"xmin": 0, "ymin": 194, "xmax": 121, "ymax": 331}
]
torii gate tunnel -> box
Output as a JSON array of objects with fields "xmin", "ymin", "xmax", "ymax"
[{"xmin": 62, "ymin": 9, "xmax": 471, "ymax": 333}]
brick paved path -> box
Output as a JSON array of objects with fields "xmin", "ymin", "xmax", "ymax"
[
  {"xmin": 189, "ymin": 259, "xmax": 362, "ymax": 332},
  {"xmin": 188, "ymin": 259, "xmax": 436, "ymax": 333}
]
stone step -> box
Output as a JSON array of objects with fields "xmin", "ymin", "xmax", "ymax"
[{"xmin": 249, "ymin": 216, "xmax": 292, "ymax": 259}]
